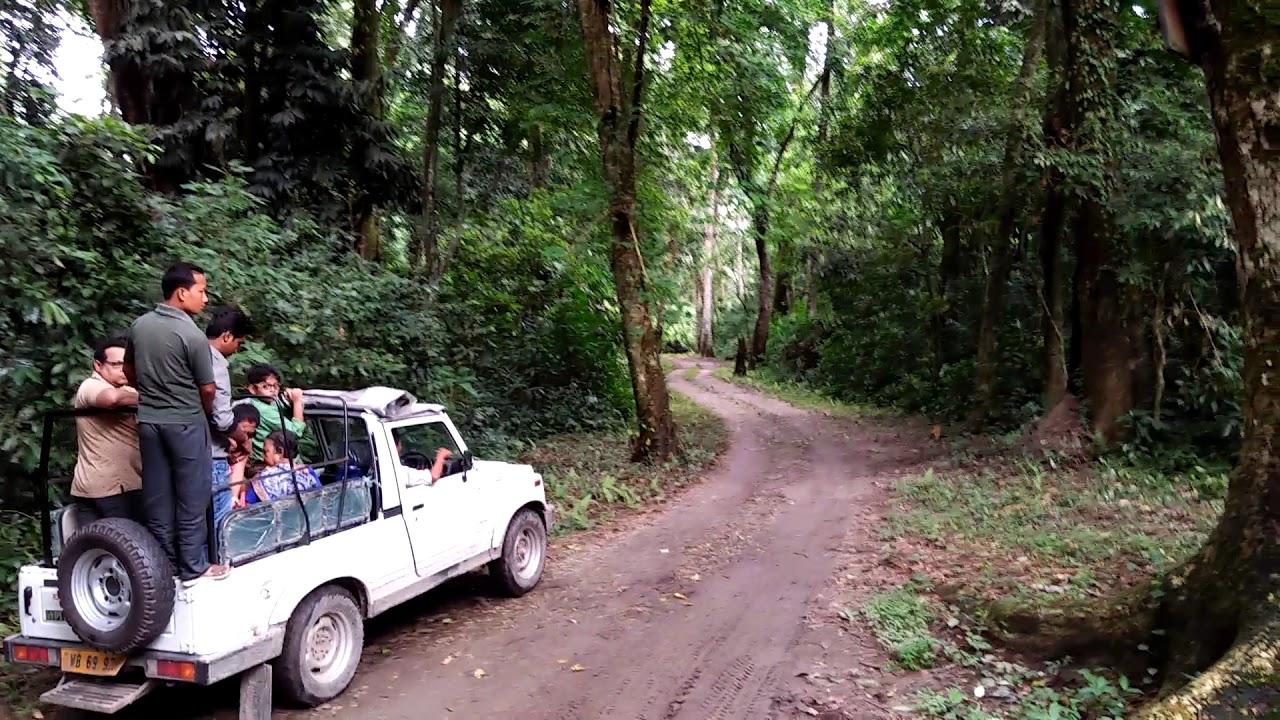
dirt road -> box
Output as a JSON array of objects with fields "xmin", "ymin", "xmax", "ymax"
[{"xmin": 92, "ymin": 357, "xmax": 931, "ymax": 719}]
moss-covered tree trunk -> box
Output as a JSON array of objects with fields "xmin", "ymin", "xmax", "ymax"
[
  {"xmin": 578, "ymin": 0, "xmax": 679, "ymax": 463},
  {"xmin": 1062, "ymin": 0, "xmax": 1140, "ymax": 444},
  {"xmin": 1134, "ymin": 2, "xmax": 1280, "ymax": 714}
]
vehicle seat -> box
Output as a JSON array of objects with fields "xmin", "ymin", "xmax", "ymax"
[{"xmin": 217, "ymin": 478, "xmax": 374, "ymax": 566}]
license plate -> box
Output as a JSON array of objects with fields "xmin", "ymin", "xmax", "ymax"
[
  {"xmin": 60, "ymin": 647, "xmax": 126, "ymax": 677},
  {"xmin": 44, "ymin": 610, "xmax": 62, "ymax": 622}
]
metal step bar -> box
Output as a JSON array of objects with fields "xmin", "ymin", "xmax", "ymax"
[{"xmin": 41, "ymin": 674, "xmax": 158, "ymax": 714}]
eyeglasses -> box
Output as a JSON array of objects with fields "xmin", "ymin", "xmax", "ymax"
[{"xmin": 102, "ymin": 360, "xmax": 125, "ymax": 368}]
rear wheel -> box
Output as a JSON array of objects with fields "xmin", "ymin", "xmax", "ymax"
[
  {"xmin": 274, "ymin": 586, "xmax": 364, "ymax": 707},
  {"xmin": 57, "ymin": 518, "xmax": 175, "ymax": 654},
  {"xmin": 489, "ymin": 508, "xmax": 547, "ymax": 597}
]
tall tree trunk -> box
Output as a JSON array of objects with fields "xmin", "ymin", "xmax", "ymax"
[
  {"xmin": 577, "ymin": 0, "xmax": 678, "ymax": 463},
  {"xmin": 433, "ymin": 55, "xmax": 468, "ymax": 280},
  {"xmin": 1039, "ymin": 183, "xmax": 1069, "ymax": 407},
  {"xmin": 697, "ymin": 126, "xmax": 719, "ymax": 358},
  {"xmin": 750, "ymin": 201, "xmax": 773, "ymax": 368},
  {"xmin": 87, "ymin": 0, "xmax": 144, "ymax": 124},
  {"xmin": 1125, "ymin": 4, "xmax": 1280, "ymax": 715},
  {"xmin": 352, "ymin": 0, "xmax": 383, "ymax": 260},
  {"xmin": 807, "ymin": 0, "xmax": 835, "ymax": 318},
  {"xmin": 1062, "ymin": 0, "xmax": 1135, "ymax": 444},
  {"xmin": 734, "ymin": 235, "xmax": 746, "ymax": 305},
  {"xmin": 417, "ymin": 0, "xmax": 463, "ymax": 271},
  {"xmin": 968, "ymin": 0, "xmax": 1048, "ymax": 428},
  {"xmin": 772, "ymin": 270, "xmax": 792, "ymax": 315},
  {"xmin": 530, "ymin": 123, "xmax": 549, "ymax": 189},
  {"xmin": 1039, "ymin": 5, "xmax": 1070, "ymax": 409}
]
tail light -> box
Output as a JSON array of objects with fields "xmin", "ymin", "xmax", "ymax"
[
  {"xmin": 10, "ymin": 644, "xmax": 52, "ymax": 665},
  {"xmin": 155, "ymin": 659, "xmax": 198, "ymax": 681}
]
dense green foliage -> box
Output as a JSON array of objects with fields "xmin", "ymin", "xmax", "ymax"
[
  {"xmin": 0, "ymin": 116, "xmax": 631, "ymax": 507},
  {"xmin": 717, "ymin": 0, "xmax": 1243, "ymax": 461}
]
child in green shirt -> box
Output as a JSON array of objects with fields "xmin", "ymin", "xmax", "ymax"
[{"xmin": 235, "ymin": 363, "xmax": 307, "ymax": 462}]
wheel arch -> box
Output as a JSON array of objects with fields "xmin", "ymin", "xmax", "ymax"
[
  {"xmin": 515, "ymin": 500, "xmax": 548, "ymax": 527},
  {"xmin": 269, "ymin": 574, "xmax": 373, "ymax": 626}
]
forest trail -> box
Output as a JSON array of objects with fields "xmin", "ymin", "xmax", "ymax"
[{"xmin": 94, "ymin": 357, "xmax": 939, "ymax": 720}]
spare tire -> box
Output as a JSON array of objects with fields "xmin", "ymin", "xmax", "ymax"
[{"xmin": 57, "ymin": 518, "xmax": 175, "ymax": 654}]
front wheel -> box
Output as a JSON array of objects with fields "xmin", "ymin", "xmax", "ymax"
[
  {"xmin": 489, "ymin": 508, "xmax": 547, "ymax": 597},
  {"xmin": 274, "ymin": 586, "xmax": 364, "ymax": 707}
]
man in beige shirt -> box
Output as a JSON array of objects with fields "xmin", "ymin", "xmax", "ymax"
[{"xmin": 73, "ymin": 333, "xmax": 143, "ymax": 522}]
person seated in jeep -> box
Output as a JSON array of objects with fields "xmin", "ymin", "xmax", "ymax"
[
  {"xmin": 247, "ymin": 430, "xmax": 321, "ymax": 503},
  {"xmin": 71, "ymin": 332, "xmax": 143, "ymax": 522},
  {"xmin": 393, "ymin": 433, "xmax": 454, "ymax": 483},
  {"xmin": 227, "ymin": 403, "xmax": 260, "ymax": 509}
]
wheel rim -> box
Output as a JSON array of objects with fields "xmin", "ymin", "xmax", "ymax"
[
  {"xmin": 512, "ymin": 525, "xmax": 544, "ymax": 583},
  {"xmin": 304, "ymin": 610, "xmax": 356, "ymax": 685},
  {"xmin": 69, "ymin": 549, "xmax": 132, "ymax": 632}
]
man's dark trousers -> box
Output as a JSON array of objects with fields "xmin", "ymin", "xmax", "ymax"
[{"xmin": 139, "ymin": 422, "xmax": 213, "ymax": 581}]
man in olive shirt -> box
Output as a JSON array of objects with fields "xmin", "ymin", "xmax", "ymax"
[{"xmin": 124, "ymin": 262, "xmax": 228, "ymax": 584}]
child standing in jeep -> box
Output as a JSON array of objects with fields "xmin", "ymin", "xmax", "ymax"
[{"xmin": 236, "ymin": 364, "xmax": 307, "ymax": 465}]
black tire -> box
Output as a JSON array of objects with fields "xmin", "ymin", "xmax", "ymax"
[
  {"xmin": 489, "ymin": 508, "xmax": 547, "ymax": 597},
  {"xmin": 56, "ymin": 518, "xmax": 175, "ymax": 654},
  {"xmin": 274, "ymin": 585, "xmax": 364, "ymax": 707}
]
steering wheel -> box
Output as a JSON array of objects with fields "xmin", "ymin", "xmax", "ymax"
[{"xmin": 399, "ymin": 450, "xmax": 433, "ymax": 471}]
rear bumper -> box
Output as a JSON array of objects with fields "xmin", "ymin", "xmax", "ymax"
[{"xmin": 4, "ymin": 629, "xmax": 283, "ymax": 686}]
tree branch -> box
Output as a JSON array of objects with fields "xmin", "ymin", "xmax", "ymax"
[
  {"xmin": 766, "ymin": 76, "xmax": 823, "ymax": 195},
  {"xmin": 626, "ymin": 0, "xmax": 654, "ymax": 150},
  {"xmin": 385, "ymin": 0, "xmax": 426, "ymax": 71}
]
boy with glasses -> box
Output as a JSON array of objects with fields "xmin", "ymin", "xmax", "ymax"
[{"xmin": 236, "ymin": 364, "xmax": 307, "ymax": 464}]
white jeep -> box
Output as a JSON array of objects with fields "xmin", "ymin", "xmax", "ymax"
[{"xmin": 3, "ymin": 387, "xmax": 553, "ymax": 715}]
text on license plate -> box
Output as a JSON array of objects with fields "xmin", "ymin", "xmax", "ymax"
[
  {"xmin": 60, "ymin": 647, "xmax": 126, "ymax": 677},
  {"xmin": 44, "ymin": 610, "xmax": 62, "ymax": 622}
]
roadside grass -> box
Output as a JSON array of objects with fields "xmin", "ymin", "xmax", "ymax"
[
  {"xmin": 883, "ymin": 458, "xmax": 1222, "ymax": 606},
  {"xmin": 867, "ymin": 456, "xmax": 1224, "ymax": 718},
  {"xmin": 521, "ymin": 391, "xmax": 727, "ymax": 536},
  {"xmin": 846, "ymin": 583, "xmax": 1144, "ymax": 719},
  {"xmin": 682, "ymin": 366, "xmax": 700, "ymax": 381},
  {"xmin": 710, "ymin": 366, "xmax": 877, "ymax": 417}
]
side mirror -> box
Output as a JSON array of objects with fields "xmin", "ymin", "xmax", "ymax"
[{"xmin": 461, "ymin": 451, "xmax": 473, "ymax": 471}]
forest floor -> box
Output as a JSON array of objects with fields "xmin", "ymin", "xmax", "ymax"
[{"xmin": 6, "ymin": 356, "xmax": 1225, "ymax": 719}]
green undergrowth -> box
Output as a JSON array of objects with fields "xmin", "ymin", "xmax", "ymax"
[
  {"xmin": 883, "ymin": 457, "xmax": 1223, "ymax": 606},
  {"xmin": 522, "ymin": 391, "xmax": 727, "ymax": 536},
  {"xmin": 710, "ymin": 366, "xmax": 876, "ymax": 417},
  {"xmin": 848, "ymin": 584, "xmax": 1144, "ymax": 719},
  {"xmin": 871, "ymin": 455, "xmax": 1226, "ymax": 718}
]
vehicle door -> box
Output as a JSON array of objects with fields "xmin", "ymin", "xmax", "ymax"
[{"xmin": 390, "ymin": 419, "xmax": 481, "ymax": 575}]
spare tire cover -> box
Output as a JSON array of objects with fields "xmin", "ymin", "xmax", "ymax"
[{"xmin": 57, "ymin": 518, "xmax": 176, "ymax": 654}]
